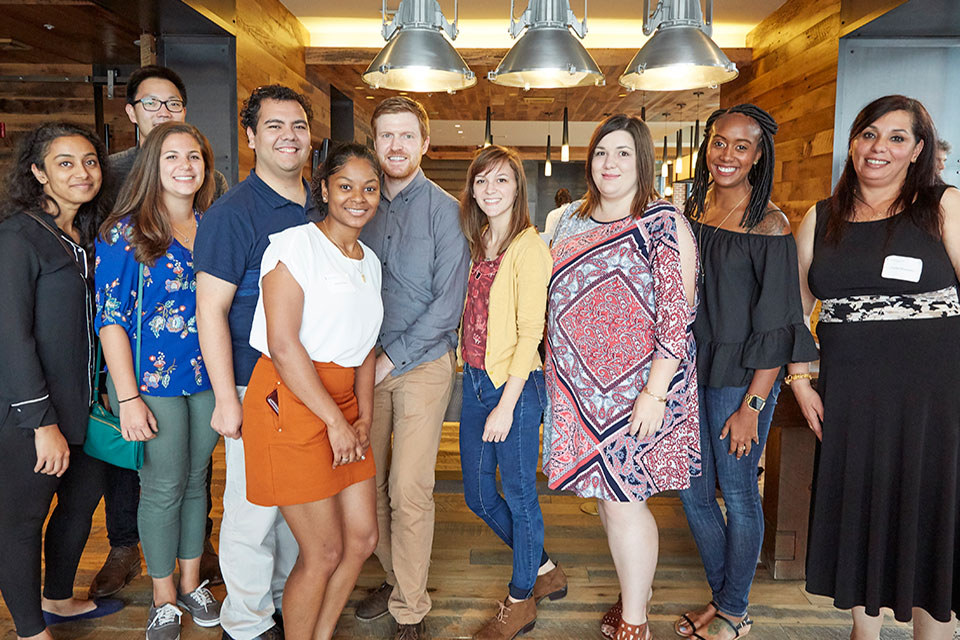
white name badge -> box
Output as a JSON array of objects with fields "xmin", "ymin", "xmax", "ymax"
[{"xmin": 881, "ymin": 255, "xmax": 923, "ymax": 282}]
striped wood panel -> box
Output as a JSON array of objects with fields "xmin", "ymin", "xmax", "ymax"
[{"xmin": 719, "ymin": 0, "xmax": 843, "ymax": 225}]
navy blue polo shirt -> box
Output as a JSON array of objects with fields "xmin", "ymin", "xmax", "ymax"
[{"xmin": 194, "ymin": 169, "xmax": 319, "ymax": 386}]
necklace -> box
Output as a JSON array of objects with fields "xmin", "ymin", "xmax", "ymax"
[
  {"xmin": 696, "ymin": 190, "xmax": 750, "ymax": 279},
  {"xmin": 171, "ymin": 214, "xmax": 198, "ymax": 248},
  {"xmin": 318, "ymin": 222, "xmax": 366, "ymax": 283}
]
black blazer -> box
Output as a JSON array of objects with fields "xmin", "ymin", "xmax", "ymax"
[{"xmin": 0, "ymin": 211, "xmax": 94, "ymax": 444}]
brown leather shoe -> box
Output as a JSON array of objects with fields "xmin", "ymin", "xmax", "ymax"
[
  {"xmin": 472, "ymin": 597, "xmax": 536, "ymax": 640},
  {"xmin": 88, "ymin": 544, "xmax": 141, "ymax": 598},
  {"xmin": 395, "ymin": 621, "xmax": 425, "ymax": 640},
  {"xmin": 532, "ymin": 563, "xmax": 568, "ymax": 603},
  {"xmin": 199, "ymin": 538, "xmax": 223, "ymax": 586},
  {"xmin": 355, "ymin": 581, "xmax": 393, "ymax": 621}
]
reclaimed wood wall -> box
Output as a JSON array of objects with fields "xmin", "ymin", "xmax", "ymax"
[
  {"xmin": 720, "ymin": 0, "xmax": 842, "ymax": 224},
  {"xmin": 234, "ymin": 0, "xmax": 331, "ymax": 177},
  {"xmin": 0, "ymin": 64, "xmax": 136, "ymax": 178}
]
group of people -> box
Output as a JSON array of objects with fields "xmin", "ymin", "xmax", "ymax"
[{"xmin": 0, "ymin": 59, "xmax": 957, "ymax": 640}]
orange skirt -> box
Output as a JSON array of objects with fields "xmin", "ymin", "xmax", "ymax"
[{"xmin": 243, "ymin": 355, "xmax": 375, "ymax": 506}]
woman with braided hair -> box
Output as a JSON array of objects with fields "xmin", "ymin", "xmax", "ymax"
[{"xmin": 673, "ymin": 104, "xmax": 817, "ymax": 640}]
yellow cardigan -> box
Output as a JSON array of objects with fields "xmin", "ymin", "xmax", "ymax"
[{"xmin": 457, "ymin": 226, "xmax": 553, "ymax": 389}]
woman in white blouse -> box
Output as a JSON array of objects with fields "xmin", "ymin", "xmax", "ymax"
[{"xmin": 242, "ymin": 142, "xmax": 383, "ymax": 640}]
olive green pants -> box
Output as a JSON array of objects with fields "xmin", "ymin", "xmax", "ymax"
[{"xmin": 107, "ymin": 376, "xmax": 218, "ymax": 578}]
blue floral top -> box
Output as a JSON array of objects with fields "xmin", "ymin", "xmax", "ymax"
[{"xmin": 94, "ymin": 215, "xmax": 210, "ymax": 397}]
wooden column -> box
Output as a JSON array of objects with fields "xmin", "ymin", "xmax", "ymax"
[
  {"xmin": 761, "ymin": 383, "xmax": 817, "ymax": 579},
  {"xmin": 139, "ymin": 33, "xmax": 157, "ymax": 67}
]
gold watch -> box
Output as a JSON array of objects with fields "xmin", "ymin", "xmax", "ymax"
[{"xmin": 743, "ymin": 393, "xmax": 766, "ymax": 413}]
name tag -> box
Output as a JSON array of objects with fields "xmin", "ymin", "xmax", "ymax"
[
  {"xmin": 881, "ymin": 255, "xmax": 923, "ymax": 282},
  {"xmin": 323, "ymin": 272, "xmax": 356, "ymax": 293}
]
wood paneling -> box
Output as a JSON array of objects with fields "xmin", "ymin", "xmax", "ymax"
[
  {"xmin": 720, "ymin": 0, "xmax": 843, "ymax": 224},
  {"xmin": 0, "ymin": 66, "xmax": 138, "ymax": 178},
  {"xmin": 233, "ymin": 0, "xmax": 331, "ymax": 176},
  {"xmin": 0, "ymin": 1, "xmax": 140, "ymax": 65}
]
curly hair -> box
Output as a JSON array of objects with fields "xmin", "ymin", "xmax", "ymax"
[
  {"xmin": 0, "ymin": 122, "xmax": 109, "ymax": 249},
  {"xmin": 240, "ymin": 85, "xmax": 313, "ymax": 133},
  {"xmin": 684, "ymin": 104, "xmax": 778, "ymax": 229}
]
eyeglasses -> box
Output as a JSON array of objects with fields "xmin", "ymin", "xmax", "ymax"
[{"xmin": 135, "ymin": 97, "xmax": 185, "ymax": 113}]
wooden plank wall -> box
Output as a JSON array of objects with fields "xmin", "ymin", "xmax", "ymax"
[
  {"xmin": 234, "ymin": 0, "xmax": 331, "ymax": 177},
  {"xmin": 719, "ymin": 0, "xmax": 842, "ymax": 224},
  {"xmin": 0, "ymin": 64, "xmax": 135, "ymax": 179}
]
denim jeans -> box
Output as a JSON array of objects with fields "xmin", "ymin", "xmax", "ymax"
[
  {"xmin": 459, "ymin": 364, "xmax": 548, "ymax": 600},
  {"xmin": 678, "ymin": 382, "xmax": 781, "ymax": 617}
]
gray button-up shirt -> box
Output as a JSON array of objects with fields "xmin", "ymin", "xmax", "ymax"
[{"xmin": 360, "ymin": 169, "xmax": 470, "ymax": 375}]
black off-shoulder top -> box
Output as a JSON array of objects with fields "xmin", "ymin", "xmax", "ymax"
[{"xmin": 691, "ymin": 221, "xmax": 818, "ymax": 388}]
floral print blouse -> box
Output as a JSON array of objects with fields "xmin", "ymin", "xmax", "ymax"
[{"xmin": 95, "ymin": 215, "xmax": 210, "ymax": 397}]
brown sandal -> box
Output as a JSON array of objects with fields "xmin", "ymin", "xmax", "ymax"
[
  {"xmin": 674, "ymin": 601, "xmax": 717, "ymax": 637},
  {"xmin": 615, "ymin": 618, "xmax": 653, "ymax": 640},
  {"xmin": 600, "ymin": 594, "xmax": 623, "ymax": 640}
]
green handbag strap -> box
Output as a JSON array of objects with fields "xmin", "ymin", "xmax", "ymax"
[{"xmin": 95, "ymin": 263, "xmax": 144, "ymax": 391}]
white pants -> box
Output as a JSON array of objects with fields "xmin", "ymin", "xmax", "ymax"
[{"xmin": 219, "ymin": 386, "xmax": 299, "ymax": 640}]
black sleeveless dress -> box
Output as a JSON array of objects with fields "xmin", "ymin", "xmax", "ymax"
[{"xmin": 805, "ymin": 186, "xmax": 960, "ymax": 622}]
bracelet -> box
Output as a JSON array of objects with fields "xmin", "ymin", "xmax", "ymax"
[
  {"xmin": 641, "ymin": 388, "xmax": 667, "ymax": 403},
  {"xmin": 783, "ymin": 373, "xmax": 813, "ymax": 386},
  {"xmin": 117, "ymin": 394, "xmax": 141, "ymax": 404}
]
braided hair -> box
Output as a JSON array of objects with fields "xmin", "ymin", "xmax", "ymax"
[{"xmin": 685, "ymin": 104, "xmax": 778, "ymax": 229}]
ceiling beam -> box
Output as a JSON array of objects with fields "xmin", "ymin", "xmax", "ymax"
[{"xmin": 306, "ymin": 47, "xmax": 753, "ymax": 70}]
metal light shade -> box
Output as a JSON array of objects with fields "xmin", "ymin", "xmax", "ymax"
[
  {"xmin": 489, "ymin": 27, "xmax": 603, "ymax": 89},
  {"xmin": 620, "ymin": 23, "xmax": 737, "ymax": 91},
  {"xmin": 363, "ymin": 28, "xmax": 476, "ymax": 92}
]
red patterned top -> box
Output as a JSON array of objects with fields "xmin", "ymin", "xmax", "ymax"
[{"xmin": 461, "ymin": 254, "xmax": 505, "ymax": 369}]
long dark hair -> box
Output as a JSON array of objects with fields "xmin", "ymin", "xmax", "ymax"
[
  {"xmin": 685, "ymin": 104, "xmax": 778, "ymax": 229},
  {"xmin": 459, "ymin": 145, "xmax": 532, "ymax": 261},
  {"xmin": 1, "ymin": 122, "xmax": 108, "ymax": 249},
  {"xmin": 826, "ymin": 94, "xmax": 943, "ymax": 242},
  {"xmin": 576, "ymin": 114, "xmax": 657, "ymax": 220},
  {"xmin": 99, "ymin": 122, "xmax": 215, "ymax": 266},
  {"xmin": 310, "ymin": 142, "xmax": 382, "ymax": 218}
]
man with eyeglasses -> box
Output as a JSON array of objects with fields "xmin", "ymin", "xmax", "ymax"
[
  {"xmin": 103, "ymin": 65, "xmax": 229, "ymax": 203},
  {"xmin": 89, "ymin": 64, "xmax": 229, "ymax": 602}
]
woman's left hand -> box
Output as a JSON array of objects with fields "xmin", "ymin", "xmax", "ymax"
[
  {"xmin": 482, "ymin": 403, "xmax": 514, "ymax": 443},
  {"xmin": 629, "ymin": 392, "xmax": 666, "ymax": 439},
  {"xmin": 720, "ymin": 406, "xmax": 760, "ymax": 459}
]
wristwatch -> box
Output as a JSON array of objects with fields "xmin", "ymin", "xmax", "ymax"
[{"xmin": 743, "ymin": 393, "xmax": 766, "ymax": 413}]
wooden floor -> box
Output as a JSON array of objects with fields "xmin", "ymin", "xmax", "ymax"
[{"xmin": 2, "ymin": 424, "xmax": 919, "ymax": 640}]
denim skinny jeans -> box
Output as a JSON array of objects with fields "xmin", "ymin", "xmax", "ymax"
[
  {"xmin": 459, "ymin": 364, "xmax": 549, "ymax": 600},
  {"xmin": 678, "ymin": 383, "xmax": 781, "ymax": 617}
]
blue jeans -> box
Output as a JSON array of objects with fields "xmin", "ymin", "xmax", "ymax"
[
  {"xmin": 678, "ymin": 383, "xmax": 781, "ymax": 617},
  {"xmin": 459, "ymin": 364, "xmax": 549, "ymax": 600}
]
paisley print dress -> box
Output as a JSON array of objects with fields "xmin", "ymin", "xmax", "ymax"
[{"xmin": 543, "ymin": 200, "xmax": 700, "ymax": 502}]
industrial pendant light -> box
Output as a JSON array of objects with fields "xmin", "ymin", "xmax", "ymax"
[
  {"xmin": 561, "ymin": 106, "xmax": 570, "ymax": 162},
  {"xmin": 489, "ymin": 0, "xmax": 604, "ymax": 90},
  {"xmin": 674, "ymin": 102, "xmax": 684, "ymax": 176},
  {"xmin": 620, "ymin": 0, "xmax": 738, "ymax": 92},
  {"xmin": 545, "ymin": 134, "xmax": 553, "ymax": 177},
  {"xmin": 363, "ymin": 0, "xmax": 476, "ymax": 93},
  {"xmin": 483, "ymin": 106, "xmax": 493, "ymax": 147}
]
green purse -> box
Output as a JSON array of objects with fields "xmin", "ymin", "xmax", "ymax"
[{"xmin": 83, "ymin": 264, "xmax": 145, "ymax": 470}]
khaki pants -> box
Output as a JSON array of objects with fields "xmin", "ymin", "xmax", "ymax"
[{"xmin": 371, "ymin": 350, "xmax": 456, "ymax": 624}]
